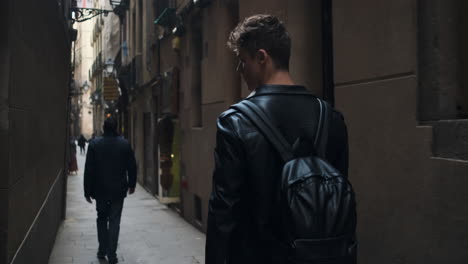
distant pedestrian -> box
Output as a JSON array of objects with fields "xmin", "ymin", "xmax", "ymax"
[
  {"xmin": 77, "ymin": 134, "xmax": 87, "ymax": 155},
  {"xmin": 206, "ymin": 14, "xmax": 356, "ymax": 264},
  {"xmin": 68, "ymin": 137, "xmax": 78, "ymax": 175},
  {"xmin": 84, "ymin": 117, "xmax": 137, "ymax": 264}
]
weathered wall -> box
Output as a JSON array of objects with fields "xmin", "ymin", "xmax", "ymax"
[
  {"xmin": 334, "ymin": 0, "xmax": 468, "ymax": 262},
  {"xmin": 124, "ymin": 0, "xmax": 159, "ymax": 194},
  {"xmin": 0, "ymin": 1, "xmax": 11, "ymax": 262},
  {"xmin": 131, "ymin": 86, "xmax": 157, "ymax": 192},
  {"xmin": 459, "ymin": 1, "xmax": 468, "ymax": 118},
  {"xmin": 172, "ymin": 1, "xmax": 239, "ymax": 229},
  {"xmin": 0, "ymin": 0, "xmax": 71, "ymax": 263},
  {"xmin": 418, "ymin": 0, "xmax": 460, "ymax": 121}
]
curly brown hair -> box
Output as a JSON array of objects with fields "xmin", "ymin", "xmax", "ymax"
[{"xmin": 228, "ymin": 14, "xmax": 291, "ymax": 70}]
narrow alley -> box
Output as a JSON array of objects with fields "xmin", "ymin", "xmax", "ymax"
[
  {"xmin": 4, "ymin": 1, "xmax": 468, "ymax": 264},
  {"xmin": 48, "ymin": 148, "xmax": 205, "ymax": 264}
]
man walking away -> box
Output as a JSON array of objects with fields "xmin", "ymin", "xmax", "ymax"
[
  {"xmin": 84, "ymin": 117, "xmax": 137, "ymax": 264},
  {"xmin": 78, "ymin": 134, "xmax": 87, "ymax": 155},
  {"xmin": 206, "ymin": 14, "xmax": 356, "ymax": 264}
]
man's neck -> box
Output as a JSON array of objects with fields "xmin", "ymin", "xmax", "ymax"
[
  {"xmin": 103, "ymin": 132, "xmax": 117, "ymax": 137},
  {"xmin": 264, "ymin": 71, "xmax": 295, "ymax": 86}
]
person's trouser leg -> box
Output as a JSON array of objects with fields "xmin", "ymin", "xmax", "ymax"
[
  {"xmin": 96, "ymin": 200, "xmax": 110, "ymax": 255},
  {"xmin": 107, "ymin": 199, "xmax": 124, "ymax": 261}
]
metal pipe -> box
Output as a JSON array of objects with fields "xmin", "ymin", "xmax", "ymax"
[{"xmin": 321, "ymin": 0, "xmax": 335, "ymax": 106}]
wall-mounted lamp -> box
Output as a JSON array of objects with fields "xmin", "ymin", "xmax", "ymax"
[
  {"xmin": 105, "ymin": 58, "xmax": 115, "ymax": 75},
  {"xmin": 82, "ymin": 80, "xmax": 91, "ymax": 92},
  {"xmin": 172, "ymin": 25, "xmax": 185, "ymax": 36}
]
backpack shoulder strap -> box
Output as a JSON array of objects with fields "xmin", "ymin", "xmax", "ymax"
[
  {"xmin": 231, "ymin": 100, "xmax": 294, "ymax": 162},
  {"xmin": 314, "ymin": 98, "xmax": 330, "ymax": 159}
]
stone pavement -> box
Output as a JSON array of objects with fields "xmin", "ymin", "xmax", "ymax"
[{"xmin": 49, "ymin": 146, "xmax": 206, "ymax": 264}]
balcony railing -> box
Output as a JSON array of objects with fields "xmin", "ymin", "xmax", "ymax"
[{"xmin": 91, "ymin": 52, "xmax": 103, "ymax": 77}]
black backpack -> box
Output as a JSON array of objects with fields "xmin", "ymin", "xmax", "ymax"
[{"xmin": 232, "ymin": 98, "xmax": 357, "ymax": 263}]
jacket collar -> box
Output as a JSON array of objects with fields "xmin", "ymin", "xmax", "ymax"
[
  {"xmin": 246, "ymin": 84, "xmax": 313, "ymax": 98},
  {"xmin": 103, "ymin": 132, "xmax": 118, "ymax": 137}
]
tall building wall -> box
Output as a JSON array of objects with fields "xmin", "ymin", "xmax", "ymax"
[
  {"xmin": 123, "ymin": 0, "xmax": 159, "ymax": 195},
  {"xmin": 0, "ymin": 0, "xmax": 72, "ymax": 263},
  {"xmin": 333, "ymin": 0, "xmax": 468, "ymax": 263},
  {"xmin": 75, "ymin": 19, "xmax": 94, "ymax": 138}
]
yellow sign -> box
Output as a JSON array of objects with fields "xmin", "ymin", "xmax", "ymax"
[{"xmin": 103, "ymin": 77, "xmax": 119, "ymax": 101}]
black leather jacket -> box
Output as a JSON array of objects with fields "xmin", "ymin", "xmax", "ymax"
[
  {"xmin": 206, "ymin": 85, "xmax": 348, "ymax": 264},
  {"xmin": 84, "ymin": 134, "xmax": 137, "ymax": 201}
]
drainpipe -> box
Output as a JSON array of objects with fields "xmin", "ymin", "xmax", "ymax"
[{"xmin": 321, "ymin": 0, "xmax": 335, "ymax": 106}]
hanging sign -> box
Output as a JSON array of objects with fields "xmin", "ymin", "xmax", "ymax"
[{"xmin": 103, "ymin": 77, "xmax": 120, "ymax": 101}]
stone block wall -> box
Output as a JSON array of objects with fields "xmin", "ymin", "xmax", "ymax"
[
  {"xmin": 334, "ymin": 0, "xmax": 468, "ymax": 262},
  {"xmin": 0, "ymin": 1, "xmax": 72, "ymax": 263}
]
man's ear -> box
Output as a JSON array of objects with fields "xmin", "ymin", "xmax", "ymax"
[{"xmin": 257, "ymin": 49, "xmax": 268, "ymax": 64}]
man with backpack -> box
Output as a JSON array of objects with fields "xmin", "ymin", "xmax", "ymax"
[{"xmin": 206, "ymin": 14, "xmax": 357, "ymax": 264}]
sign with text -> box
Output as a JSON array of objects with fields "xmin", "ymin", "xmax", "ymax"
[{"xmin": 103, "ymin": 77, "xmax": 120, "ymax": 101}]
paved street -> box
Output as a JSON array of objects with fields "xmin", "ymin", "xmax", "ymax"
[{"xmin": 49, "ymin": 147, "xmax": 205, "ymax": 264}]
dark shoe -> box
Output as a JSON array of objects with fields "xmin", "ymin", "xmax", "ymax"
[
  {"xmin": 97, "ymin": 252, "xmax": 106, "ymax": 259},
  {"xmin": 108, "ymin": 257, "xmax": 118, "ymax": 264}
]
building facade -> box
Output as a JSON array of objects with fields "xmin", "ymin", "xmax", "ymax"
[
  {"xmin": 86, "ymin": 0, "xmax": 121, "ymax": 137},
  {"xmin": 105, "ymin": 0, "xmax": 468, "ymax": 262},
  {"xmin": 73, "ymin": 16, "xmax": 94, "ymax": 138},
  {"xmin": 0, "ymin": 0, "xmax": 74, "ymax": 263},
  {"xmin": 115, "ymin": 0, "xmax": 166, "ymax": 200},
  {"xmin": 89, "ymin": 8, "xmax": 106, "ymax": 136}
]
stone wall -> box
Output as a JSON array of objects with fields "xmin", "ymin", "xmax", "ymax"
[
  {"xmin": 0, "ymin": 0, "xmax": 72, "ymax": 263},
  {"xmin": 334, "ymin": 0, "xmax": 468, "ymax": 262}
]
